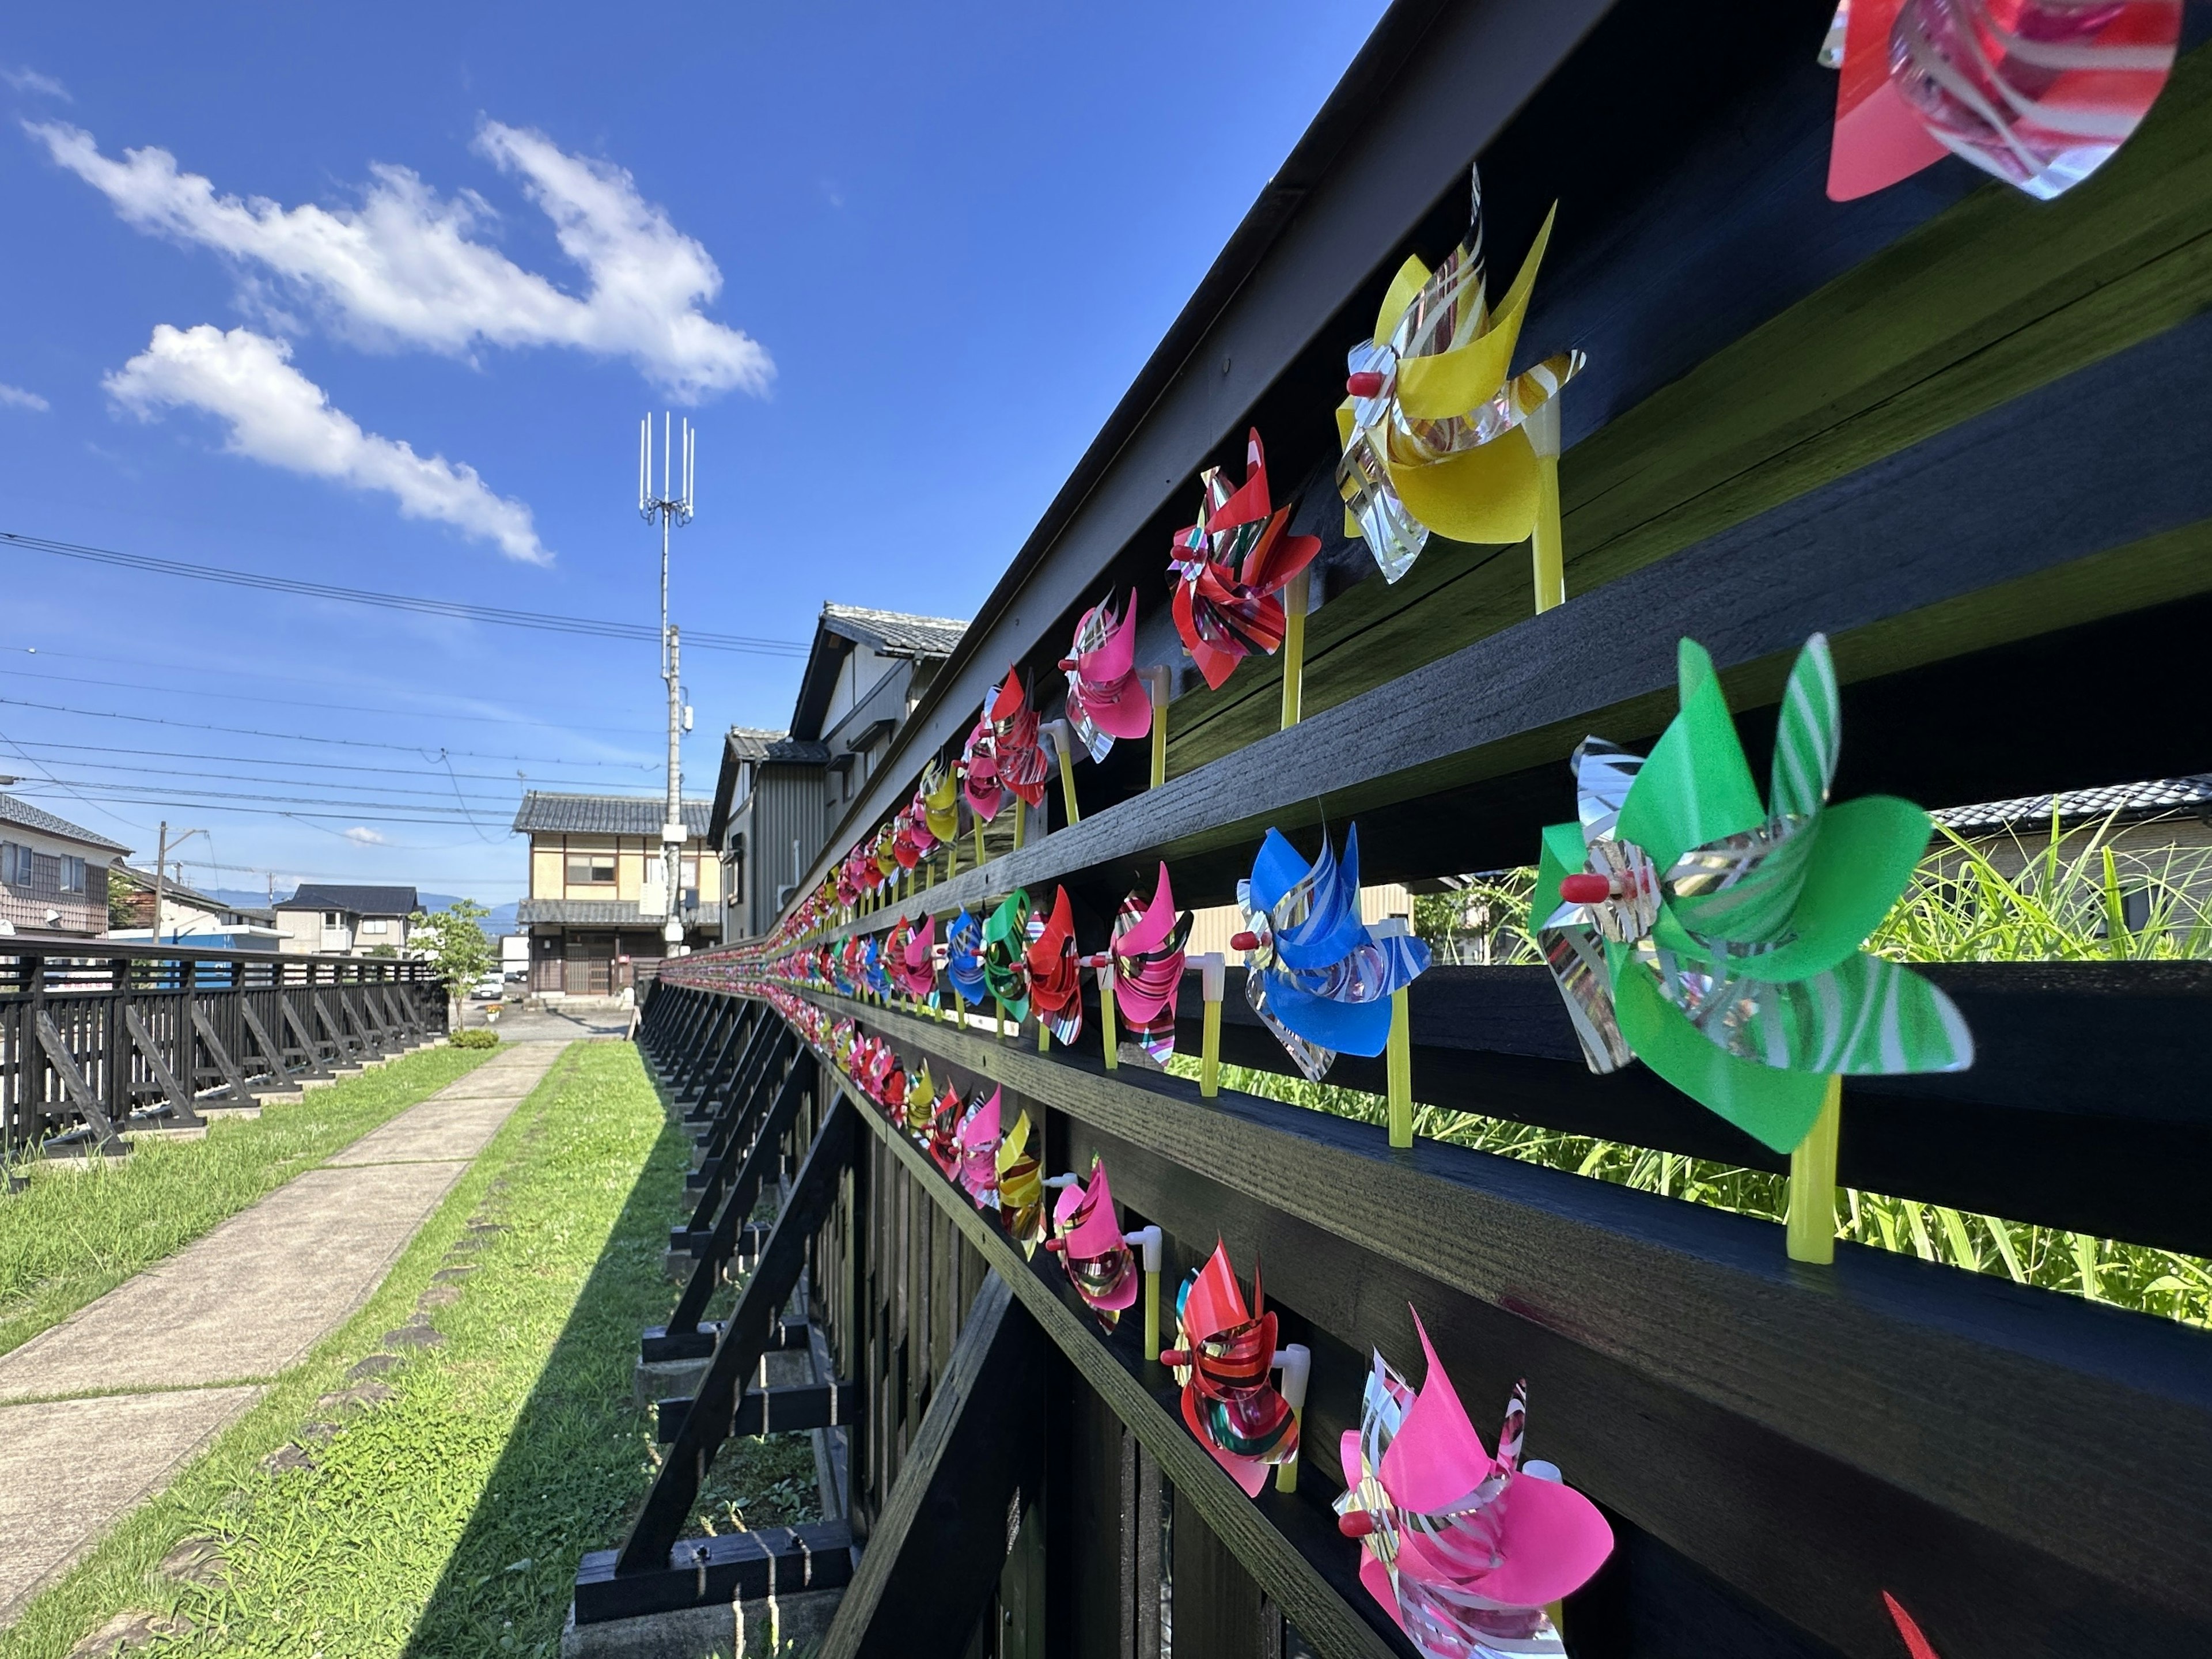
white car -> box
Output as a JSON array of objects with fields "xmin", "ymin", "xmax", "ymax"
[{"xmin": 469, "ymin": 974, "xmax": 506, "ymax": 1000}]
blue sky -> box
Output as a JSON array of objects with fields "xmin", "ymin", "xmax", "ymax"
[{"xmin": 0, "ymin": 1, "xmax": 1387, "ymax": 906}]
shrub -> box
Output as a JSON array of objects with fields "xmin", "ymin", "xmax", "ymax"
[{"xmin": 449, "ymin": 1029, "xmax": 501, "ymax": 1050}]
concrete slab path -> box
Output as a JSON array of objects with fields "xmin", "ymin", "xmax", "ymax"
[{"xmin": 0, "ymin": 1038, "xmax": 570, "ymax": 1624}]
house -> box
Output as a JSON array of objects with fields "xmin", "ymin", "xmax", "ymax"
[
  {"xmin": 709, "ymin": 604, "xmax": 967, "ymax": 943},
  {"xmin": 512, "ymin": 793, "xmax": 718, "ymax": 997},
  {"xmin": 0, "ymin": 794, "xmax": 129, "ymax": 938},
  {"xmin": 272, "ymin": 884, "xmax": 420, "ymax": 956},
  {"xmin": 109, "ymin": 866, "xmax": 281, "ymax": 950}
]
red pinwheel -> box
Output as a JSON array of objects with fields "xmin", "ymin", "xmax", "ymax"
[
  {"xmin": 961, "ymin": 716, "xmax": 1007, "ymax": 823},
  {"xmin": 1160, "ymin": 1243, "xmax": 1301, "ymax": 1497},
  {"xmin": 1169, "ymin": 429, "xmax": 1321, "ymax": 691},
  {"xmin": 953, "ymin": 1085, "xmax": 1002, "ymax": 1206},
  {"xmin": 1060, "ymin": 590, "xmax": 1153, "ymax": 762},
  {"xmin": 1024, "ymin": 886, "xmax": 1084, "ymax": 1047},
  {"xmin": 889, "ymin": 915, "xmax": 938, "ymax": 1000},
  {"xmin": 985, "ymin": 669, "xmax": 1051, "ymax": 808}
]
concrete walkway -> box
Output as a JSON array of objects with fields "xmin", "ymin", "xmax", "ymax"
[{"xmin": 0, "ymin": 1039, "xmax": 569, "ymax": 1623}]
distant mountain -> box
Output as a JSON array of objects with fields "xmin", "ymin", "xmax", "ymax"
[{"xmin": 202, "ymin": 887, "xmax": 519, "ymax": 935}]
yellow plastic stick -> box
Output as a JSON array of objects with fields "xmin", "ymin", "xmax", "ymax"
[
  {"xmin": 1097, "ymin": 964, "xmax": 1119, "ymax": 1073},
  {"xmin": 1786, "ymin": 1075, "xmax": 1844, "ymax": 1264},
  {"xmin": 1013, "ymin": 800, "xmax": 1026, "ymax": 852},
  {"xmin": 1387, "ymin": 986, "xmax": 1413, "ymax": 1149},
  {"xmin": 1047, "ymin": 720, "xmax": 1081, "ymax": 827},
  {"xmin": 1037, "ymin": 1017, "xmax": 1050, "ymax": 1054},
  {"xmin": 974, "ymin": 814, "xmax": 986, "ymax": 869},
  {"xmin": 994, "ymin": 996, "xmax": 1008, "ymax": 1041},
  {"xmin": 1527, "ymin": 397, "xmax": 1566, "ymax": 614},
  {"xmin": 1279, "ymin": 567, "xmax": 1309, "ymax": 730},
  {"xmin": 1198, "ymin": 953, "xmax": 1225, "ymax": 1099},
  {"xmin": 1144, "ymin": 1268, "xmax": 1159, "ymax": 1362},
  {"xmin": 1273, "ymin": 1346, "xmax": 1310, "ymax": 1494},
  {"xmin": 1146, "ymin": 665, "xmax": 1171, "ymax": 790}
]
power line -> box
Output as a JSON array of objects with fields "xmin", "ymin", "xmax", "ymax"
[
  {"xmin": 1, "ymin": 738, "xmax": 647, "ymax": 788},
  {"xmin": 36, "ymin": 779, "xmax": 513, "ymax": 814},
  {"xmin": 5, "ymin": 783, "xmax": 512, "ymax": 828},
  {"xmin": 31, "ymin": 762, "xmax": 543, "ymax": 805},
  {"xmin": 2, "ymin": 530, "xmax": 812, "ymax": 658},
  {"xmin": 0, "ymin": 694, "xmax": 663, "ymax": 766}
]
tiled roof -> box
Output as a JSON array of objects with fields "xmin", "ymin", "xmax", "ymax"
[
  {"xmin": 0, "ymin": 792, "xmax": 130, "ymax": 854},
  {"xmin": 763, "ymin": 737, "xmax": 831, "ymax": 764},
  {"xmin": 118, "ymin": 866, "xmax": 275, "ymax": 922},
  {"xmin": 1934, "ymin": 774, "xmax": 2212, "ymax": 832},
  {"xmin": 724, "ymin": 727, "xmax": 788, "ymax": 763},
  {"xmin": 820, "ymin": 604, "xmax": 968, "ymax": 659},
  {"xmin": 275, "ymin": 883, "xmax": 419, "ymax": 915},
  {"xmin": 517, "ymin": 898, "xmax": 646, "ymax": 926},
  {"xmin": 509, "ymin": 793, "xmax": 712, "ymax": 836}
]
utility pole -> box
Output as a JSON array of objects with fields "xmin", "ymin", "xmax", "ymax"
[
  {"xmin": 640, "ymin": 413, "xmax": 696, "ymax": 957},
  {"xmin": 149, "ymin": 822, "xmax": 209, "ymax": 945}
]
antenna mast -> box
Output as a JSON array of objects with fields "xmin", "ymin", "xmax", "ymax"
[{"xmin": 640, "ymin": 413, "xmax": 696, "ymax": 959}]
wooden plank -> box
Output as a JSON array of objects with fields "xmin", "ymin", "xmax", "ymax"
[
  {"xmin": 123, "ymin": 1005, "xmax": 203, "ymax": 1128},
  {"xmin": 817, "ymin": 1272, "xmax": 1048, "ymax": 1659},
  {"xmin": 35, "ymin": 1012, "xmax": 125, "ymax": 1156},
  {"xmin": 806, "ymin": 990, "xmax": 2212, "ymax": 1653},
  {"xmin": 1173, "ymin": 1484, "xmax": 1267, "ymax": 1659},
  {"xmin": 189, "ymin": 1005, "xmax": 251, "ymax": 1103}
]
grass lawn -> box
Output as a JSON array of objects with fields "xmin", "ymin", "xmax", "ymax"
[
  {"xmin": 0, "ymin": 1040, "xmax": 820, "ymax": 1659},
  {"xmin": 0, "ymin": 1041, "xmax": 494, "ymax": 1361}
]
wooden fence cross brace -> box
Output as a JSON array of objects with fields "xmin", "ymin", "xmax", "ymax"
[
  {"xmin": 35, "ymin": 1011, "xmax": 127, "ymax": 1157},
  {"xmin": 189, "ymin": 1005, "xmax": 252, "ymax": 1104},
  {"xmin": 122, "ymin": 1004, "xmax": 204, "ymax": 1129},
  {"xmin": 239, "ymin": 1003, "xmax": 291, "ymax": 1087},
  {"xmin": 279, "ymin": 994, "xmax": 331, "ymax": 1077}
]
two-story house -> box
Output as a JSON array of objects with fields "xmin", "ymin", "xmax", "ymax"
[
  {"xmin": 272, "ymin": 884, "xmax": 420, "ymax": 955},
  {"xmin": 709, "ymin": 603, "xmax": 965, "ymax": 943},
  {"xmin": 0, "ymin": 793, "xmax": 129, "ymax": 938},
  {"xmin": 512, "ymin": 793, "xmax": 718, "ymax": 997},
  {"xmin": 110, "ymin": 866, "xmax": 282, "ymax": 950}
]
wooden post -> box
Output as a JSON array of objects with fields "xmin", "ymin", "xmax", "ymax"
[
  {"xmin": 1528, "ymin": 397, "xmax": 1566, "ymax": 613},
  {"xmin": 1279, "ymin": 567, "xmax": 1310, "ymax": 729},
  {"xmin": 1787, "ymin": 1075, "xmax": 1843, "ymax": 1264},
  {"xmin": 1145, "ymin": 665, "xmax": 1171, "ymax": 790},
  {"xmin": 1196, "ymin": 953, "xmax": 1225, "ymax": 1099}
]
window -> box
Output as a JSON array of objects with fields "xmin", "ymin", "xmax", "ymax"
[
  {"xmin": 58, "ymin": 855, "xmax": 85, "ymax": 894},
  {"xmin": 324, "ymin": 910, "xmax": 343, "ymax": 927},
  {"xmin": 361, "ymin": 918, "xmax": 389, "ymax": 935},
  {"xmin": 0, "ymin": 843, "xmax": 25, "ymax": 887},
  {"xmin": 728, "ymin": 837, "xmax": 745, "ymax": 905},
  {"xmin": 566, "ymin": 853, "xmax": 616, "ymax": 887}
]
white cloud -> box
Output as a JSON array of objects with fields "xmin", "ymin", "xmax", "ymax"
[
  {"xmin": 0, "ymin": 382, "xmax": 48, "ymax": 411},
  {"xmin": 342, "ymin": 826, "xmax": 389, "ymax": 844},
  {"xmin": 2, "ymin": 66, "xmax": 70, "ymax": 102},
  {"xmin": 29, "ymin": 119, "xmax": 771, "ymax": 402},
  {"xmin": 107, "ymin": 324, "xmax": 550, "ymax": 565}
]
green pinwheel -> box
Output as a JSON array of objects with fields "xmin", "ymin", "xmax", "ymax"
[
  {"xmin": 981, "ymin": 889, "xmax": 1033, "ymax": 1022},
  {"xmin": 1532, "ymin": 634, "xmax": 1972, "ymax": 1154}
]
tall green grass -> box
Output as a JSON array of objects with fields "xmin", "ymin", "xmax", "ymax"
[{"xmin": 1192, "ymin": 812, "xmax": 2212, "ymax": 1329}]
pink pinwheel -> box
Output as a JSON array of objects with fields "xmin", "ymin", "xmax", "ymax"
[
  {"xmin": 1335, "ymin": 1311, "xmax": 1612, "ymax": 1657},
  {"xmin": 954, "ymin": 1085, "xmax": 1002, "ymax": 1206},
  {"xmin": 986, "ymin": 669, "xmax": 1051, "ymax": 808},
  {"xmin": 1045, "ymin": 1158, "xmax": 1141, "ymax": 1329},
  {"xmin": 1111, "ymin": 863, "xmax": 1190, "ymax": 1063},
  {"xmin": 1060, "ymin": 590, "xmax": 1153, "ymax": 762},
  {"xmin": 1169, "ymin": 429, "xmax": 1322, "ymax": 691},
  {"xmin": 961, "ymin": 716, "xmax": 1006, "ymax": 823},
  {"xmin": 906, "ymin": 785, "xmax": 941, "ymax": 857},
  {"xmin": 890, "ymin": 915, "xmax": 938, "ymax": 1000}
]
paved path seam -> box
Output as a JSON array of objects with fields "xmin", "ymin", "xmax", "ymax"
[{"xmin": 0, "ymin": 1039, "xmax": 570, "ymax": 1624}]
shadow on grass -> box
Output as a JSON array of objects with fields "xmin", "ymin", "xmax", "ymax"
[{"xmin": 400, "ymin": 1070, "xmax": 816, "ymax": 1658}]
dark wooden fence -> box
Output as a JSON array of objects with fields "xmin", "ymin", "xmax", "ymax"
[
  {"xmin": 569, "ymin": 2, "xmax": 2212, "ymax": 1654},
  {"xmin": 1, "ymin": 939, "xmax": 446, "ymax": 1165}
]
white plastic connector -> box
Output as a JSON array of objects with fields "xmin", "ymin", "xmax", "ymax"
[
  {"xmin": 1271, "ymin": 1343, "xmax": 1312, "ymax": 1412},
  {"xmin": 1124, "ymin": 1224, "xmax": 1162, "ymax": 1273},
  {"xmin": 1522, "ymin": 1459, "xmax": 1563, "ymax": 1483},
  {"xmin": 1042, "ymin": 1173, "xmax": 1081, "ymax": 1190},
  {"xmin": 1370, "ymin": 915, "xmax": 1411, "ymax": 940},
  {"xmin": 1197, "ymin": 952, "xmax": 1226, "ymax": 1002}
]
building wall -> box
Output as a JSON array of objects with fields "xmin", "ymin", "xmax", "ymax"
[
  {"xmin": 527, "ymin": 830, "xmax": 719, "ymax": 914},
  {"xmin": 0, "ymin": 831, "xmax": 116, "ymax": 937}
]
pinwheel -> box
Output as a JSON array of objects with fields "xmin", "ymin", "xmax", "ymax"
[
  {"xmin": 986, "ymin": 671, "xmax": 1051, "ymax": 811},
  {"xmin": 1110, "ymin": 863, "xmax": 1190, "ymax": 1064},
  {"xmin": 997, "ymin": 1109, "xmax": 1048, "ymax": 1256},
  {"xmin": 1531, "ymin": 633, "xmax": 1973, "ymax": 1157},
  {"xmin": 903, "ymin": 1061, "xmax": 936, "ymax": 1139},
  {"xmin": 927, "ymin": 1081, "xmax": 964, "ymax": 1177},
  {"xmin": 921, "ymin": 757, "xmax": 961, "ymax": 846},
  {"xmin": 1024, "ymin": 886, "xmax": 1084, "ymax": 1048},
  {"xmin": 961, "ymin": 716, "xmax": 1006, "ymax": 824},
  {"xmin": 1826, "ymin": 0, "xmax": 2177, "ymax": 203},
  {"xmin": 1884, "ymin": 1593, "xmax": 1941, "ymax": 1659},
  {"xmin": 1044, "ymin": 1158, "xmax": 1141, "ymax": 1331},
  {"xmin": 1334, "ymin": 1311, "xmax": 1612, "ymax": 1658},
  {"xmin": 1168, "ymin": 429, "xmax": 1323, "ymax": 692},
  {"xmin": 1336, "ymin": 167, "xmax": 1583, "ymax": 597},
  {"xmin": 889, "ymin": 915, "xmax": 938, "ymax": 1002},
  {"xmin": 1233, "ymin": 825, "xmax": 1431, "ymax": 1082},
  {"xmin": 891, "ymin": 810, "xmax": 925, "ymax": 872},
  {"xmin": 982, "ymin": 891, "xmax": 1033, "ymax": 1022},
  {"xmin": 953, "ymin": 1085, "xmax": 1002, "ymax": 1206},
  {"xmin": 945, "ymin": 909, "xmax": 988, "ymax": 1007},
  {"xmin": 1160, "ymin": 1243, "xmax": 1301, "ymax": 1497},
  {"xmin": 1060, "ymin": 590, "xmax": 1153, "ymax": 760}
]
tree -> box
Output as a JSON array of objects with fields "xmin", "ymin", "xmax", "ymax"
[
  {"xmin": 107, "ymin": 866, "xmax": 138, "ymax": 930},
  {"xmin": 409, "ymin": 900, "xmax": 498, "ymax": 1018}
]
